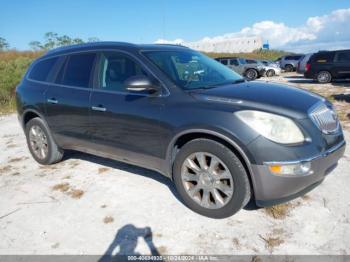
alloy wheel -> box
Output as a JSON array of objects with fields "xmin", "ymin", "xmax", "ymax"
[
  {"xmin": 29, "ymin": 125, "xmax": 48, "ymax": 160},
  {"xmin": 181, "ymin": 152, "xmax": 234, "ymax": 209}
]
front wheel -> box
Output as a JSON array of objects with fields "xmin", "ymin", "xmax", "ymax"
[
  {"xmin": 266, "ymin": 69, "xmax": 275, "ymax": 77},
  {"xmin": 284, "ymin": 64, "xmax": 294, "ymax": 72},
  {"xmin": 25, "ymin": 117, "xmax": 64, "ymax": 165},
  {"xmin": 173, "ymin": 139, "xmax": 251, "ymax": 218},
  {"xmin": 245, "ymin": 69, "xmax": 258, "ymax": 80},
  {"xmin": 316, "ymin": 71, "xmax": 332, "ymax": 83}
]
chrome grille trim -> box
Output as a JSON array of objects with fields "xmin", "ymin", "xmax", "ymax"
[{"xmin": 309, "ymin": 102, "xmax": 339, "ymax": 134}]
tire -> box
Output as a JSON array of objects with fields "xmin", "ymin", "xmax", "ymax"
[
  {"xmin": 284, "ymin": 64, "xmax": 294, "ymax": 72},
  {"xmin": 25, "ymin": 117, "xmax": 64, "ymax": 165},
  {"xmin": 173, "ymin": 138, "xmax": 251, "ymax": 219},
  {"xmin": 316, "ymin": 71, "xmax": 332, "ymax": 83},
  {"xmin": 245, "ymin": 69, "xmax": 258, "ymax": 80},
  {"xmin": 266, "ymin": 69, "xmax": 275, "ymax": 77}
]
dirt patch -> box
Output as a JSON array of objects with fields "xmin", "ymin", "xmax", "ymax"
[
  {"xmin": 69, "ymin": 160, "xmax": 80, "ymax": 168},
  {"xmin": 232, "ymin": 238, "xmax": 240, "ymax": 248},
  {"xmin": 301, "ymin": 195, "xmax": 311, "ymax": 201},
  {"xmin": 0, "ymin": 165, "xmax": 12, "ymax": 174},
  {"xmin": 11, "ymin": 172, "xmax": 20, "ymax": 176},
  {"xmin": 6, "ymin": 144, "xmax": 18, "ymax": 149},
  {"xmin": 52, "ymin": 183, "xmax": 70, "ymax": 192},
  {"xmin": 101, "ymin": 204, "xmax": 107, "ymax": 208},
  {"xmin": 264, "ymin": 203, "xmax": 294, "ymax": 219},
  {"xmin": 98, "ymin": 167, "xmax": 110, "ymax": 174},
  {"xmin": 158, "ymin": 246, "xmax": 167, "ymax": 255},
  {"xmin": 40, "ymin": 164, "xmax": 59, "ymax": 170},
  {"xmin": 52, "ymin": 183, "xmax": 84, "ymax": 199},
  {"xmin": 103, "ymin": 216, "xmax": 114, "ymax": 224},
  {"xmin": 259, "ymin": 234, "xmax": 284, "ymax": 251},
  {"xmin": 8, "ymin": 156, "xmax": 28, "ymax": 163},
  {"xmin": 68, "ymin": 189, "xmax": 84, "ymax": 199}
]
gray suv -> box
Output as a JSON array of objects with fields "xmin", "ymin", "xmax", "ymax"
[
  {"xmin": 16, "ymin": 42, "xmax": 345, "ymax": 218},
  {"xmin": 276, "ymin": 55, "xmax": 304, "ymax": 72},
  {"xmin": 215, "ymin": 57, "xmax": 265, "ymax": 80}
]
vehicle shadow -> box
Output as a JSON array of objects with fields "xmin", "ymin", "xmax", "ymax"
[
  {"xmin": 98, "ymin": 224, "xmax": 163, "ymax": 262},
  {"xmin": 63, "ymin": 150, "xmax": 182, "ymax": 203},
  {"xmin": 286, "ymin": 79, "xmax": 314, "ymax": 84},
  {"xmin": 332, "ymin": 93, "xmax": 350, "ymax": 103}
]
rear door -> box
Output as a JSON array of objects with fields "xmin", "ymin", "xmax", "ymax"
[
  {"xmin": 89, "ymin": 51, "xmax": 164, "ymax": 170},
  {"xmin": 333, "ymin": 50, "xmax": 350, "ymax": 79},
  {"xmin": 45, "ymin": 52, "xmax": 97, "ymax": 148}
]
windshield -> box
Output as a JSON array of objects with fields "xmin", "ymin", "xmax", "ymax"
[{"xmin": 143, "ymin": 50, "xmax": 244, "ymax": 90}]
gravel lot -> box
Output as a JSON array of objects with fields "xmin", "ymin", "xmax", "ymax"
[{"xmin": 0, "ymin": 73, "xmax": 349, "ymax": 256}]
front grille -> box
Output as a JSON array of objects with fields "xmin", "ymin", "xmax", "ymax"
[{"xmin": 309, "ymin": 102, "xmax": 339, "ymax": 134}]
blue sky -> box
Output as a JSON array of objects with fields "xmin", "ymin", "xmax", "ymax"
[{"xmin": 0, "ymin": 0, "xmax": 349, "ymax": 50}]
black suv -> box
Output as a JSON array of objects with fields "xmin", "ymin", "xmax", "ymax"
[
  {"xmin": 304, "ymin": 49, "xmax": 350, "ymax": 83},
  {"xmin": 16, "ymin": 42, "xmax": 345, "ymax": 218}
]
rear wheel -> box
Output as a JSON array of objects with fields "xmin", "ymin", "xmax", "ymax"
[
  {"xmin": 25, "ymin": 117, "xmax": 64, "ymax": 165},
  {"xmin": 316, "ymin": 71, "xmax": 332, "ymax": 83},
  {"xmin": 245, "ymin": 69, "xmax": 258, "ymax": 80},
  {"xmin": 285, "ymin": 64, "xmax": 294, "ymax": 72},
  {"xmin": 173, "ymin": 139, "xmax": 251, "ymax": 218},
  {"xmin": 266, "ymin": 69, "xmax": 275, "ymax": 77}
]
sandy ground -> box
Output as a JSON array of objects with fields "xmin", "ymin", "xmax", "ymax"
[{"xmin": 0, "ymin": 74, "xmax": 350, "ymax": 256}]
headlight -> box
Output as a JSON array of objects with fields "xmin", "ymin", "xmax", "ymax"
[{"xmin": 235, "ymin": 110, "xmax": 304, "ymax": 144}]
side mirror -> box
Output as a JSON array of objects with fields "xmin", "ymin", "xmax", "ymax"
[{"xmin": 125, "ymin": 75, "xmax": 159, "ymax": 93}]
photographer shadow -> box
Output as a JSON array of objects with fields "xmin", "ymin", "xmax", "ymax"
[{"xmin": 99, "ymin": 224, "xmax": 163, "ymax": 262}]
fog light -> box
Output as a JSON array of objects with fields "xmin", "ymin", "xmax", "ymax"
[{"xmin": 268, "ymin": 162, "xmax": 312, "ymax": 176}]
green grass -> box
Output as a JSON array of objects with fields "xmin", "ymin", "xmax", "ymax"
[{"xmin": 0, "ymin": 50, "xmax": 43, "ymax": 114}]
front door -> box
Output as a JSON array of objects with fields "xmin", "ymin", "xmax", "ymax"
[{"xmin": 89, "ymin": 51, "xmax": 164, "ymax": 170}]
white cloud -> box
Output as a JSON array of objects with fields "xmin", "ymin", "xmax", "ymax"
[{"xmin": 155, "ymin": 8, "xmax": 350, "ymax": 53}]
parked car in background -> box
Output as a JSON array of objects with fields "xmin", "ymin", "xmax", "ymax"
[
  {"xmin": 245, "ymin": 59, "xmax": 281, "ymax": 77},
  {"xmin": 304, "ymin": 49, "xmax": 350, "ymax": 83},
  {"xmin": 215, "ymin": 57, "xmax": 265, "ymax": 80},
  {"xmin": 16, "ymin": 42, "xmax": 345, "ymax": 218},
  {"xmin": 297, "ymin": 53, "xmax": 313, "ymax": 74},
  {"xmin": 276, "ymin": 55, "xmax": 304, "ymax": 72}
]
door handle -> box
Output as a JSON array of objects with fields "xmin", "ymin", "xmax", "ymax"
[
  {"xmin": 92, "ymin": 106, "xmax": 106, "ymax": 112},
  {"xmin": 47, "ymin": 98, "xmax": 58, "ymax": 104}
]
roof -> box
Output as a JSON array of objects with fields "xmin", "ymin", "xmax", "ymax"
[{"xmin": 45, "ymin": 41, "xmax": 189, "ymax": 57}]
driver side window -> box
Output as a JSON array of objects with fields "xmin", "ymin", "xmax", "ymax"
[{"xmin": 99, "ymin": 52, "xmax": 147, "ymax": 92}]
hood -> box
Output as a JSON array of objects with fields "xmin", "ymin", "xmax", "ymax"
[{"xmin": 191, "ymin": 80, "xmax": 324, "ymax": 119}]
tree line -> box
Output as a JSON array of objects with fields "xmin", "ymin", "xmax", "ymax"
[{"xmin": 0, "ymin": 32, "xmax": 99, "ymax": 51}]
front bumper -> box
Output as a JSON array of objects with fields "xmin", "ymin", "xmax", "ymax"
[{"xmin": 252, "ymin": 140, "xmax": 346, "ymax": 207}]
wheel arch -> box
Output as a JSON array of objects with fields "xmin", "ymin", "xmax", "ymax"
[
  {"xmin": 167, "ymin": 129, "xmax": 256, "ymax": 196},
  {"xmin": 22, "ymin": 108, "xmax": 46, "ymax": 127}
]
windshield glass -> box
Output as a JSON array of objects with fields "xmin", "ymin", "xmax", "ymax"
[{"xmin": 143, "ymin": 50, "xmax": 244, "ymax": 90}]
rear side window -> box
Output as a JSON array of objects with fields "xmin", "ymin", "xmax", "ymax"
[
  {"xmin": 28, "ymin": 57, "xmax": 59, "ymax": 82},
  {"xmin": 230, "ymin": 59, "xmax": 239, "ymax": 66},
  {"xmin": 245, "ymin": 59, "xmax": 257, "ymax": 64},
  {"xmin": 335, "ymin": 51, "xmax": 350, "ymax": 62},
  {"xmin": 220, "ymin": 59, "xmax": 228, "ymax": 65},
  {"xmin": 312, "ymin": 52, "xmax": 335, "ymax": 63},
  {"xmin": 56, "ymin": 53, "xmax": 96, "ymax": 88}
]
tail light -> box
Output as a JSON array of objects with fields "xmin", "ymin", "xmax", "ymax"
[{"xmin": 305, "ymin": 63, "xmax": 311, "ymax": 72}]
